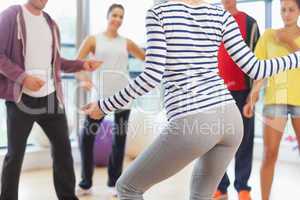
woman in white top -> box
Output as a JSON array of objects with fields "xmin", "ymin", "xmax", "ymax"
[
  {"xmin": 83, "ymin": 0, "xmax": 300, "ymax": 199},
  {"xmin": 76, "ymin": 3, "xmax": 145, "ymax": 196}
]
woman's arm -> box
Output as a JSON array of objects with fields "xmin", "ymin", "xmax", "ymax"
[
  {"xmin": 98, "ymin": 9, "xmax": 167, "ymax": 114},
  {"xmin": 77, "ymin": 36, "xmax": 96, "ymax": 59},
  {"xmin": 75, "ymin": 36, "xmax": 96, "ymax": 81},
  {"xmin": 247, "ymin": 79, "xmax": 264, "ymax": 104},
  {"xmin": 222, "ymin": 11, "xmax": 300, "ymax": 80},
  {"xmin": 127, "ymin": 39, "xmax": 146, "ymax": 61},
  {"xmin": 246, "ymin": 29, "xmax": 269, "ymax": 105},
  {"xmin": 243, "ymin": 31, "xmax": 268, "ymax": 117}
]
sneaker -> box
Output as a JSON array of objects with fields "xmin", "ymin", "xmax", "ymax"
[
  {"xmin": 107, "ymin": 186, "xmax": 118, "ymax": 197},
  {"xmin": 213, "ymin": 190, "xmax": 228, "ymax": 200},
  {"xmin": 238, "ymin": 190, "xmax": 252, "ymax": 200},
  {"xmin": 76, "ymin": 186, "xmax": 92, "ymax": 197}
]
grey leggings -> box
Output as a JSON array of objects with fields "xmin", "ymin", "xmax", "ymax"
[{"xmin": 116, "ymin": 103, "xmax": 244, "ymax": 200}]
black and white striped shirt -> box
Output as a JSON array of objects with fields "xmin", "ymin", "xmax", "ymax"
[{"xmin": 98, "ymin": 1, "xmax": 300, "ymax": 121}]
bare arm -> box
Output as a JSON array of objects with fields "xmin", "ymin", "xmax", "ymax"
[
  {"xmin": 75, "ymin": 36, "xmax": 96, "ymax": 81},
  {"xmin": 77, "ymin": 36, "xmax": 96, "ymax": 59},
  {"xmin": 247, "ymin": 79, "xmax": 264, "ymax": 104},
  {"xmin": 127, "ymin": 39, "xmax": 146, "ymax": 61}
]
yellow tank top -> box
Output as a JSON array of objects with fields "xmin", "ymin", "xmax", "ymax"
[{"xmin": 255, "ymin": 29, "xmax": 300, "ymax": 106}]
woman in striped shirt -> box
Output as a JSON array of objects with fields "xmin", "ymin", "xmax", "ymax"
[{"xmin": 82, "ymin": 0, "xmax": 300, "ymax": 199}]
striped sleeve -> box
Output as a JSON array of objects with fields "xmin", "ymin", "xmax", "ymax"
[
  {"xmin": 222, "ymin": 11, "xmax": 300, "ymax": 80},
  {"xmin": 98, "ymin": 9, "xmax": 167, "ymax": 114}
]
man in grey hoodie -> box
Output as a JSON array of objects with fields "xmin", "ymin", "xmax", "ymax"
[{"xmin": 0, "ymin": 0, "xmax": 101, "ymax": 199}]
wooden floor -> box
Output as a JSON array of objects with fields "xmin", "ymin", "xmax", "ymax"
[{"xmin": 19, "ymin": 158, "xmax": 300, "ymax": 200}]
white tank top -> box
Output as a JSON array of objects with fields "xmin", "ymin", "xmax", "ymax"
[{"xmin": 90, "ymin": 33, "xmax": 131, "ymax": 108}]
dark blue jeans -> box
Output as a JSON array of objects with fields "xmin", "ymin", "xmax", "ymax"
[{"xmin": 218, "ymin": 90, "xmax": 255, "ymax": 193}]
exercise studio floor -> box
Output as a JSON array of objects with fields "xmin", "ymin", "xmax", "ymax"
[{"xmin": 19, "ymin": 158, "xmax": 299, "ymax": 200}]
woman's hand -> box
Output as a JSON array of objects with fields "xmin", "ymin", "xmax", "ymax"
[
  {"xmin": 243, "ymin": 102, "xmax": 255, "ymax": 118},
  {"xmin": 81, "ymin": 102, "xmax": 104, "ymax": 120},
  {"xmin": 243, "ymin": 91, "xmax": 259, "ymax": 118}
]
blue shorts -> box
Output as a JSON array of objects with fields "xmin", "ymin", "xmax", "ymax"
[{"xmin": 263, "ymin": 104, "xmax": 300, "ymax": 118}]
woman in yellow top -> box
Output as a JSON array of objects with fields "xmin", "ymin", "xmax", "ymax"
[{"xmin": 244, "ymin": 0, "xmax": 300, "ymax": 199}]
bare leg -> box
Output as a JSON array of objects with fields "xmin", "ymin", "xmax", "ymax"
[{"xmin": 260, "ymin": 117, "xmax": 287, "ymax": 200}]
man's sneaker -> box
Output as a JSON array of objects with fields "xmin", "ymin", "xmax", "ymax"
[
  {"xmin": 238, "ymin": 190, "xmax": 252, "ymax": 200},
  {"xmin": 213, "ymin": 190, "xmax": 228, "ymax": 200}
]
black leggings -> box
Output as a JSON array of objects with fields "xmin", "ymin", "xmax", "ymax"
[{"xmin": 79, "ymin": 109, "xmax": 131, "ymax": 189}]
